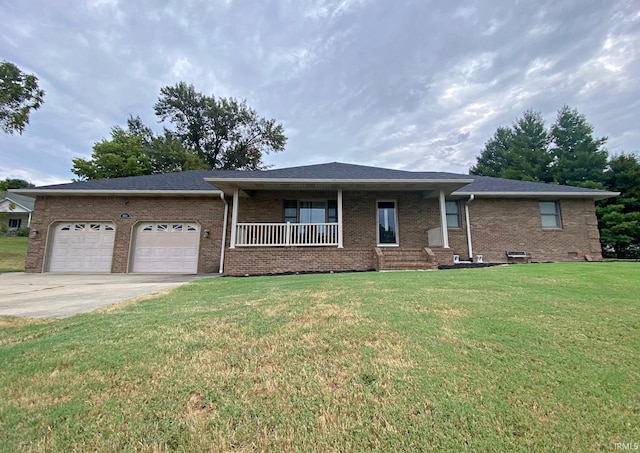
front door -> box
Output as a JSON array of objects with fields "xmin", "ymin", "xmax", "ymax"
[{"xmin": 377, "ymin": 200, "xmax": 398, "ymax": 245}]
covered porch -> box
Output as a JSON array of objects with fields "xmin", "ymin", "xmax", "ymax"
[{"xmin": 204, "ymin": 169, "xmax": 473, "ymax": 275}]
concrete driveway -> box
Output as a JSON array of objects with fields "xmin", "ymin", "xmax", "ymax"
[{"xmin": 0, "ymin": 273, "xmax": 216, "ymax": 319}]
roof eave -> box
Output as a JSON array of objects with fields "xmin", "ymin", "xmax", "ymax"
[{"xmin": 9, "ymin": 189, "xmax": 222, "ymax": 197}]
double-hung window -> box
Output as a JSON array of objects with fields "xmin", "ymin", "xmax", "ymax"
[
  {"xmin": 539, "ymin": 201, "xmax": 562, "ymax": 229},
  {"xmin": 445, "ymin": 201, "xmax": 460, "ymax": 228}
]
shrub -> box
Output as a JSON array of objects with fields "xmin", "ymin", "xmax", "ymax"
[{"xmin": 14, "ymin": 227, "xmax": 30, "ymax": 237}]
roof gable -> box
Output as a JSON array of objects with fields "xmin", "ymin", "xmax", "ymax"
[
  {"xmin": 1, "ymin": 193, "xmax": 35, "ymax": 211},
  {"xmin": 214, "ymin": 162, "xmax": 472, "ymax": 180}
]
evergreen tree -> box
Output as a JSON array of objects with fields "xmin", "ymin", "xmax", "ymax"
[
  {"xmin": 550, "ymin": 106, "xmax": 608, "ymax": 187},
  {"xmin": 597, "ymin": 153, "xmax": 640, "ymax": 258},
  {"xmin": 471, "ymin": 111, "xmax": 550, "ymax": 182}
]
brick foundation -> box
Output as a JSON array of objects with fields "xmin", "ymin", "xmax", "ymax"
[{"xmin": 223, "ymin": 247, "xmax": 375, "ymax": 276}]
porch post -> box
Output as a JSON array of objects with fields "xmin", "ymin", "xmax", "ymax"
[
  {"xmin": 230, "ymin": 188, "xmax": 239, "ymax": 249},
  {"xmin": 337, "ymin": 189, "xmax": 344, "ymax": 248},
  {"xmin": 438, "ymin": 190, "xmax": 450, "ymax": 248}
]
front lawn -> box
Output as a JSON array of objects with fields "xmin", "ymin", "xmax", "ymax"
[
  {"xmin": 0, "ymin": 235, "xmax": 28, "ymax": 272},
  {"xmin": 1, "ymin": 263, "xmax": 638, "ymax": 451}
]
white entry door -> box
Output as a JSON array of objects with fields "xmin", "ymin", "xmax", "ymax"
[
  {"xmin": 48, "ymin": 222, "xmax": 116, "ymax": 272},
  {"xmin": 131, "ymin": 222, "xmax": 200, "ymax": 273}
]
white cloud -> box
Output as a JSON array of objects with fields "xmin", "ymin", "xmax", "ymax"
[{"xmin": 0, "ymin": 0, "xmax": 638, "ymax": 184}]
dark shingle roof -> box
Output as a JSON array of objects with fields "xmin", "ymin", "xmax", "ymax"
[
  {"xmin": 456, "ymin": 175, "xmax": 612, "ymax": 195},
  {"xmin": 11, "ymin": 162, "xmax": 617, "ymax": 199},
  {"xmin": 211, "ymin": 162, "xmax": 472, "ymax": 180},
  {"xmin": 29, "ymin": 170, "xmax": 220, "ymax": 192}
]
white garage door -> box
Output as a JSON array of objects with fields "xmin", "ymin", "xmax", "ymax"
[
  {"xmin": 48, "ymin": 222, "xmax": 116, "ymax": 272},
  {"xmin": 132, "ymin": 222, "xmax": 200, "ymax": 273}
]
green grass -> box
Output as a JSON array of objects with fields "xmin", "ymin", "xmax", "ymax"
[
  {"xmin": 1, "ymin": 263, "xmax": 639, "ymax": 451},
  {"xmin": 0, "ymin": 235, "xmax": 28, "ymax": 272}
]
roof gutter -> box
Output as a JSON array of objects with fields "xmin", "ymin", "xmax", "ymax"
[{"xmin": 452, "ymin": 190, "xmax": 620, "ymax": 200}]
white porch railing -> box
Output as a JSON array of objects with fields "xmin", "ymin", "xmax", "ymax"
[{"xmin": 235, "ymin": 222, "xmax": 339, "ymax": 247}]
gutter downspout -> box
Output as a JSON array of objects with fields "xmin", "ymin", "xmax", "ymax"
[
  {"xmin": 464, "ymin": 194, "xmax": 475, "ymax": 261},
  {"xmin": 219, "ymin": 193, "xmax": 229, "ymax": 274}
]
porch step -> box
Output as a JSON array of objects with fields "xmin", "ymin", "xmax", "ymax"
[{"xmin": 375, "ymin": 248, "xmax": 438, "ymax": 271}]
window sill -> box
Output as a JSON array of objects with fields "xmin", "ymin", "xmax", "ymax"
[{"xmin": 377, "ymin": 243, "xmax": 399, "ymax": 247}]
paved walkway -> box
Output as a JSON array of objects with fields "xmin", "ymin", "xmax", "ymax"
[{"xmin": 0, "ymin": 273, "xmax": 216, "ymax": 319}]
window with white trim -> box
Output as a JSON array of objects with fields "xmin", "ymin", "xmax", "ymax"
[
  {"xmin": 539, "ymin": 201, "xmax": 562, "ymax": 229},
  {"xmin": 8, "ymin": 218, "xmax": 21, "ymax": 229},
  {"xmin": 446, "ymin": 201, "xmax": 460, "ymax": 228}
]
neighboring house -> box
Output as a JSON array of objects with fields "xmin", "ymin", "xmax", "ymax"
[
  {"xmin": 12, "ymin": 162, "xmax": 618, "ymax": 275},
  {"xmin": 0, "ymin": 193, "xmax": 35, "ymax": 232}
]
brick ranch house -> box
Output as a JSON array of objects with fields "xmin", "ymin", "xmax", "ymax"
[{"xmin": 12, "ymin": 162, "xmax": 618, "ymax": 276}]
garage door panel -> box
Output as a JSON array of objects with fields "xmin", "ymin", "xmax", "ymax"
[
  {"xmin": 131, "ymin": 223, "xmax": 200, "ymax": 274},
  {"xmin": 48, "ymin": 223, "xmax": 115, "ymax": 272}
]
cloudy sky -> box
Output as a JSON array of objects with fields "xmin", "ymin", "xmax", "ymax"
[{"xmin": 1, "ymin": 0, "xmax": 639, "ymax": 186}]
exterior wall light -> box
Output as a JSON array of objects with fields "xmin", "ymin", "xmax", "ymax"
[{"xmin": 203, "ymin": 229, "xmax": 210, "ymax": 238}]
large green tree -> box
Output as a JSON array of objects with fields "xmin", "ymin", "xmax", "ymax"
[
  {"xmin": 470, "ymin": 111, "xmax": 552, "ymax": 182},
  {"xmin": 147, "ymin": 130, "xmax": 210, "ymax": 174},
  {"xmin": 597, "ymin": 153, "xmax": 640, "ymax": 258},
  {"xmin": 468, "ymin": 126, "xmax": 514, "ymax": 178},
  {"xmin": 471, "ymin": 106, "xmax": 608, "ymax": 187},
  {"xmin": 72, "ymin": 124, "xmax": 152, "ymax": 180},
  {"xmin": 71, "ymin": 116, "xmax": 209, "ymax": 180},
  {"xmin": 550, "ymin": 106, "xmax": 608, "ymax": 187},
  {"xmin": 0, "ymin": 61, "xmax": 45, "ymax": 134},
  {"xmin": 154, "ymin": 82, "xmax": 286, "ymax": 170},
  {"xmin": 471, "ymin": 107, "xmax": 639, "ymax": 257},
  {"xmin": 0, "ymin": 178, "xmax": 34, "ymax": 191}
]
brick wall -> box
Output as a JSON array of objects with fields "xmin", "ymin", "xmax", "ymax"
[
  {"xmin": 224, "ymin": 247, "xmax": 375, "ymax": 276},
  {"xmin": 26, "ymin": 191, "xmax": 603, "ymax": 275},
  {"xmin": 466, "ymin": 198, "xmax": 603, "ymax": 262},
  {"xmin": 26, "ymin": 195, "xmax": 226, "ymax": 273}
]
